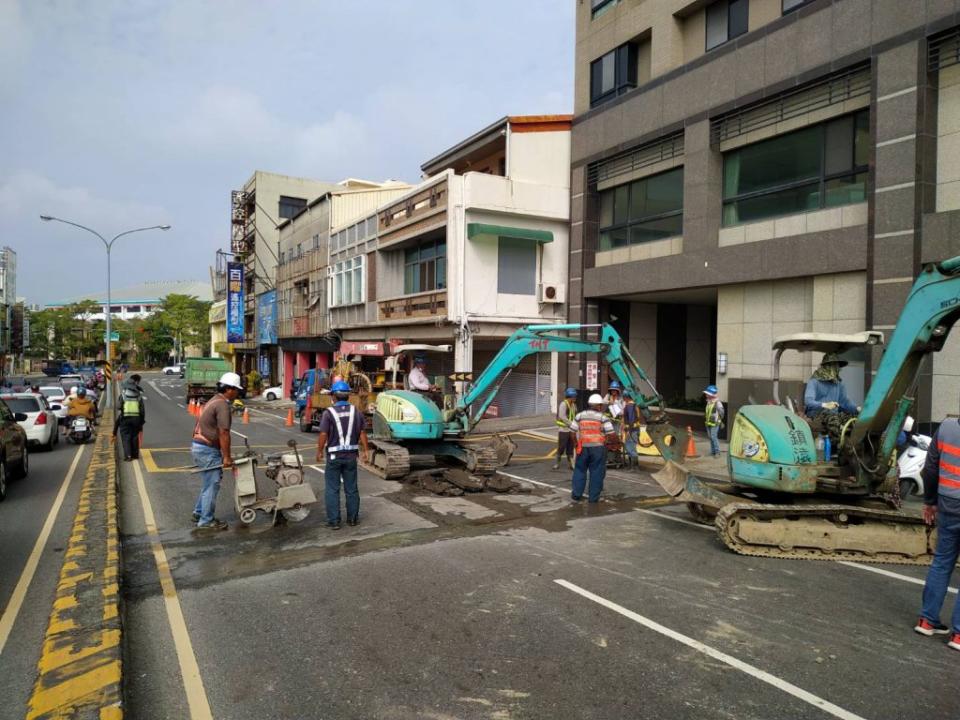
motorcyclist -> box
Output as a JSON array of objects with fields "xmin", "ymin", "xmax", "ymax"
[{"xmin": 67, "ymin": 387, "xmax": 96, "ymax": 426}]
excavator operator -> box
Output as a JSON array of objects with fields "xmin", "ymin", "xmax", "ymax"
[{"xmin": 804, "ymin": 352, "xmax": 859, "ymax": 448}]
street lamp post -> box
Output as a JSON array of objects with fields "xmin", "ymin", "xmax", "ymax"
[{"xmin": 39, "ymin": 216, "xmax": 171, "ymax": 408}]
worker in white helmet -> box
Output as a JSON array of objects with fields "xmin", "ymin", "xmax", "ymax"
[
  {"xmin": 190, "ymin": 371, "xmax": 243, "ymax": 532},
  {"xmin": 569, "ymin": 393, "xmax": 616, "ymax": 502}
]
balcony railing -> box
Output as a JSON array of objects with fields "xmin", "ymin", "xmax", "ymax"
[
  {"xmin": 378, "ymin": 289, "xmax": 446, "ymax": 321},
  {"xmin": 279, "ymin": 312, "xmax": 328, "ymax": 338},
  {"xmin": 378, "ymin": 179, "xmax": 448, "ymax": 250},
  {"xmin": 277, "ymin": 248, "xmax": 325, "ymax": 283}
]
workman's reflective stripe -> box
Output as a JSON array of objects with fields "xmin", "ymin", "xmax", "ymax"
[
  {"xmin": 328, "ymin": 405, "xmax": 359, "ymax": 452},
  {"xmin": 556, "ymin": 400, "xmax": 576, "ymax": 429},
  {"xmin": 577, "ymin": 418, "xmax": 605, "ymax": 446},
  {"xmin": 122, "ymin": 399, "xmax": 140, "ymax": 415},
  {"xmin": 936, "ymin": 420, "xmax": 960, "ymax": 500},
  {"xmin": 705, "ymin": 401, "xmax": 722, "ymax": 428}
]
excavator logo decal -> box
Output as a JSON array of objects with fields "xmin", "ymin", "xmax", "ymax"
[
  {"xmin": 940, "ymin": 296, "xmax": 960, "ymax": 309},
  {"xmin": 528, "ymin": 339, "xmax": 550, "ymax": 350}
]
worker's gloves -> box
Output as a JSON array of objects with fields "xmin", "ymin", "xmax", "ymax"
[{"xmin": 822, "ymin": 401, "xmax": 839, "ymax": 410}]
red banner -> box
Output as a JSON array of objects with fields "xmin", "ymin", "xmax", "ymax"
[{"xmin": 339, "ymin": 341, "xmax": 385, "ymax": 356}]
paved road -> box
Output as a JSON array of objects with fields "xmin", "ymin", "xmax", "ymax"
[
  {"xmin": 0, "ymin": 417, "xmax": 90, "ymax": 720},
  {"xmin": 122, "ymin": 372, "xmax": 958, "ymax": 720}
]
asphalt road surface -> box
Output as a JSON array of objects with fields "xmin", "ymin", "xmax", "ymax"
[
  {"xmin": 0, "ymin": 405, "xmax": 90, "ymax": 720},
  {"xmin": 120, "ymin": 372, "xmax": 958, "ymax": 720}
]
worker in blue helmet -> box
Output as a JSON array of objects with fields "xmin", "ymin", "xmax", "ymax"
[
  {"xmin": 316, "ymin": 379, "xmax": 369, "ymax": 529},
  {"xmin": 553, "ymin": 387, "xmax": 579, "ymax": 470},
  {"xmin": 603, "ymin": 380, "xmax": 624, "ymax": 427},
  {"xmin": 703, "ymin": 384, "xmax": 725, "ymax": 457}
]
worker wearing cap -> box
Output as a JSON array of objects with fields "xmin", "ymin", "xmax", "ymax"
[
  {"xmin": 190, "ymin": 371, "xmax": 242, "ymax": 532},
  {"xmin": 408, "ymin": 356, "xmax": 437, "ymax": 393},
  {"xmin": 622, "ymin": 392, "xmax": 641, "ymax": 468},
  {"xmin": 569, "ymin": 394, "xmax": 616, "ymax": 503},
  {"xmin": 317, "ymin": 381, "xmax": 369, "ymax": 529},
  {"xmin": 113, "ymin": 384, "xmax": 145, "ymax": 462},
  {"xmin": 553, "ymin": 388, "xmax": 578, "ymax": 471},
  {"xmin": 804, "ymin": 353, "xmax": 858, "ymax": 447},
  {"xmin": 704, "ymin": 385, "xmax": 724, "ymax": 457}
]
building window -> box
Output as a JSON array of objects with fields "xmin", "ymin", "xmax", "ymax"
[
  {"xmin": 127, "ymin": 305, "xmax": 141, "ymax": 313},
  {"xmin": 404, "ymin": 239, "xmax": 446, "ymax": 294},
  {"xmin": 312, "ymin": 233, "xmax": 319, "ymax": 250},
  {"xmin": 782, "ymin": 0, "xmax": 813, "ymax": 13},
  {"xmin": 706, "ymin": 0, "xmax": 748, "ymax": 51},
  {"xmin": 497, "ymin": 238, "xmax": 537, "ymax": 295},
  {"xmin": 599, "ymin": 167, "xmax": 684, "ymax": 250},
  {"xmin": 330, "ymin": 256, "xmax": 364, "ymax": 307},
  {"xmin": 277, "ymin": 195, "xmax": 307, "ymax": 220},
  {"xmin": 296, "ymin": 242, "xmax": 302, "ymax": 258},
  {"xmin": 590, "ymin": 42, "xmax": 638, "ymax": 108},
  {"xmin": 591, "ymin": 0, "xmax": 619, "ymax": 19},
  {"xmin": 722, "ymin": 110, "xmax": 869, "ymax": 226}
]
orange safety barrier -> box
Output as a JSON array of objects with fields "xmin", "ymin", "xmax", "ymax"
[{"xmin": 684, "ymin": 426, "xmax": 700, "ymax": 458}]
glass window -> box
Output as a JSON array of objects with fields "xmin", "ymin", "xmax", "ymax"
[
  {"xmin": 404, "ymin": 239, "xmax": 445, "ymax": 294},
  {"xmin": 591, "ymin": 0, "xmax": 619, "ymax": 18},
  {"xmin": 497, "ymin": 237, "xmax": 537, "ymax": 295},
  {"xmin": 722, "ymin": 109, "xmax": 869, "ymax": 226},
  {"xmin": 706, "ymin": 0, "xmax": 748, "ymax": 51},
  {"xmin": 782, "ymin": 0, "xmax": 812, "ymax": 13},
  {"xmin": 598, "ymin": 167, "xmax": 684, "ymax": 251},
  {"xmin": 590, "ymin": 42, "xmax": 638, "ymax": 108},
  {"xmin": 278, "ymin": 195, "xmax": 307, "ymax": 220}
]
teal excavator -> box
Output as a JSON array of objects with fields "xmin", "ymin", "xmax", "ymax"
[
  {"xmin": 365, "ymin": 323, "xmax": 672, "ymax": 479},
  {"xmin": 654, "ymin": 255, "xmax": 960, "ymax": 565}
]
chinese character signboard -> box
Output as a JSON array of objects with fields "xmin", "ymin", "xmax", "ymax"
[
  {"xmin": 226, "ymin": 262, "xmax": 244, "ymax": 343},
  {"xmin": 585, "ymin": 361, "xmax": 598, "ymax": 391},
  {"xmin": 257, "ymin": 290, "xmax": 278, "ymax": 345}
]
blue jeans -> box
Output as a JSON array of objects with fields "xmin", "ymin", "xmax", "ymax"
[
  {"xmin": 624, "ymin": 429, "xmax": 639, "ymax": 459},
  {"xmin": 571, "ymin": 445, "xmax": 606, "ymax": 502},
  {"xmin": 192, "ymin": 443, "xmax": 223, "ymax": 527},
  {"xmin": 707, "ymin": 426, "xmax": 720, "ymax": 456},
  {"xmin": 921, "ymin": 504, "xmax": 960, "ymax": 632},
  {"xmin": 325, "ymin": 456, "xmax": 359, "ymax": 524}
]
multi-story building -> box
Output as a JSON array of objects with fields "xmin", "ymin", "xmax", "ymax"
[
  {"xmin": 335, "ymin": 115, "xmax": 573, "ymax": 417},
  {"xmin": 569, "ymin": 0, "xmax": 960, "ymax": 425},
  {"xmin": 276, "ymin": 180, "xmax": 411, "ymax": 395},
  {"xmin": 0, "ymin": 247, "xmax": 16, "ymax": 355},
  {"xmin": 216, "ymin": 171, "xmax": 340, "ymax": 379}
]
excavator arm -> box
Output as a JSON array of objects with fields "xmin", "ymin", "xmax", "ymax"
[
  {"xmin": 849, "ymin": 255, "xmax": 960, "ymax": 484},
  {"xmin": 448, "ymin": 323, "xmax": 669, "ymax": 437}
]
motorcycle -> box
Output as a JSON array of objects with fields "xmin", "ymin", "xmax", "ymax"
[
  {"xmin": 232, "ymin": 398, "xmax": 245, "ymax": 415},
  {"xmin": 68, "ymin": 415, "xmax": 94, "ymax": 444},
  {"xmin": 897, "ymin": 432, "xmax": 930, "ymax": 500}
]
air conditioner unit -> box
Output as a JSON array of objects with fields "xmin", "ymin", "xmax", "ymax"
[{"xmin": 538, "ymin": 282, "xmax": 566, "ymax": 304}]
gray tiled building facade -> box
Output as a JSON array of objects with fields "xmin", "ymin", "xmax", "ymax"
[{"xmin": 567, "ymin": 0, "xmax": 960, "ymax": 424}]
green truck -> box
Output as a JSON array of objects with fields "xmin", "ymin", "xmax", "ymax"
[{"xmin": 184, "ymin": 357, "xmax": 231, "ymax": 404}]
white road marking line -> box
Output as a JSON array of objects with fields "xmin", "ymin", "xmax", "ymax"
[
  {"xmin": 639, "ymin": 508, "xmax": 710, "ymax": 529},
  {"xmin": 247, "ymin": 407, "xmax": 290, "ymax": 422},
  {"xmin": 0, "ymin": 445, "xmax": 85, "ymax": 655},
  {"xmin": 131, "ymin": 458, "xmax": 213, "ymax": 720},
  {"xmin": 838, "ymin": 561, "xmax": 957, "ymax": 595},
  {"xmin": 555, "ymin": 579, "xmax": 868, "ymax": 720},
  {"xmin": 148, "ymin": 380, "xmax": 171, "ymax": 400},
  {"xmin": 497, "ymin": 470, "xmax": 566, "ymax": 492},
  {"xmin": 308, "ymin": 464, "xmax": 326, "ymax": 473},
  {"xmin": 176, "ymin": 403, "xmax": 185, "ymax": 409}
]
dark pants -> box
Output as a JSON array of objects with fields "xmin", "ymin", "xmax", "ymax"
[
  {"xmin": 921, "ymin": 504, "xmax": 960, "ymax": 632},
  {"xmin": 118, "ymin": 418, "xmax": 142, "ymax": 459},
  {"xmin": 571, "ymin": 445, "xmax": 606, "ymax": 502},
  {"xmin": 812, "ymin": 410, "xmax": 855, "ymax": 447},
  {"xmin": 557, "ymin": 430, "xmax": 575, "ymax": 459},
  {"xmin": 325, "ymin": 455, "xmax": 360, "ymax": 525}
]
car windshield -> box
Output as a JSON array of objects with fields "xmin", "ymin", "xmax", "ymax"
[
  {"xmin": 4, "ymin": 397, "xmax": 41, "ymax": 414},
  {"xmin": 40, "ymin": 387, "xmax": 64, "ymax": 398}
]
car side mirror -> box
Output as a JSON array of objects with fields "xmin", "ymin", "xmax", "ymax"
[
  {"xmin": 51, "ymin": 404, "xmax": 62, "ymax": 411},
  {"xmin": 14, "ymin": 412, "xmax": 28, "ymax": 422}
]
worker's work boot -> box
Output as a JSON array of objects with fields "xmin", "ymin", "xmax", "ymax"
[
  {"xmin": 551, "ymin": 460, "xmax": 560, "ymax": 470},
  {"xmin": 949, "ymin": 632, "xmax": 960, "ymax": 651},
  {"xmin": 915, "ymin": 617, "xmax": 950, "ymax": 636}
]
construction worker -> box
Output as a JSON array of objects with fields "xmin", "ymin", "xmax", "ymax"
[
  {"xmin": 553, "ymin": 388, "xmax": 578, "ymax": 471},
  {"xmin": 569, "ymin": 394, "xmax": 616, "ymax": 503},
  {"xmin": 316, "ymin": 380, "xmax": 370, "ymax": 529},
  {"xmin": 603, "ymin": 381, "xmax": 624, "ymax": 421},
  {"xmin": 804, "ymin": 353, "xmax": 858, "ymax": 448},
  {"xmin": 190, "ymin": 371, "xmax": 242, "ymax": 532},
  {"xmin": 112, "ymin": 384, "xmax": 145, "ymax": 461},
  {"xmin": 704, "ymin": 385, "xmax": 724, "ymax": 457},
  {"xmin": 913, "ymin": 410, "xmax": 960, "ymax": 651},
  {"xmin": 622, "ymin": 392, "xmax": 641, "ymax": 468}
]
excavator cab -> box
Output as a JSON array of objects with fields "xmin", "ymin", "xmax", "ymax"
[{"xmin": 729, "ymin": 331, "xmax": 882, "ymax": 495}]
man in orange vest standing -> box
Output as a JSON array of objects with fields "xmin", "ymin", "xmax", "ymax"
[{"xmin": 569, "ymin": 393, "xmax": 616, "ymax": 503}]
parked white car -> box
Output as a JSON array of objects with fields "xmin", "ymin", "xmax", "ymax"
[
  {"xmin": 38, "ymin": 387, "xmax": 68, "ymax": 424},
  {"xmin": 3, "ymin": 393, "xmax": 58, "ymax": 451},
  {"xmin": 262, "ymin": 385, "xmax": 283, "ymax": 401},
  {"xmin": 162, "ymin": 363, "xmax": 186, "ymax": 375}
]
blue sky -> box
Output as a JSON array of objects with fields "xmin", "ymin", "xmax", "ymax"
[{"xmin": 0, "ymin": 0, "xmax": 574, "ymax": 304}]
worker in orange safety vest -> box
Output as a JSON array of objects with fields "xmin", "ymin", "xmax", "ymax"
[{"xmin": 569, "ymin": 394, "xmax": 616, "ymax": 503}]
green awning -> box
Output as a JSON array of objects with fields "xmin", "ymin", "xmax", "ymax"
[{"xmin": 467, "ymin": 223, "xmax": 553, "ymax": 244}]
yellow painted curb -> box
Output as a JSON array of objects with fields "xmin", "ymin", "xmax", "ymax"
[{"xmin": 26, "ymin": 409, "xmax": 123, "ymax": 720}]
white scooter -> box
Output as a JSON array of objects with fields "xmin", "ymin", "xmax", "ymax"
[{"xmin": 897, "ymin": 417, "xmax": 930, "ymax": 501}]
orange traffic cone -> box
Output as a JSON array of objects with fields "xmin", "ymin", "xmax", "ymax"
[
  {"xmin": 285, "ymin": 408, "xmax": 294, "ymax": 427},
  {"xmin": 187, "ymin": 399, "xmax": 194, "ymax": 415},
  {"xmin": 684, "ymin": 426, "xmax": 700, "ymax": 458},
  {"xmin": 242, "ymin": 408, "xmax": 250, "ymax": 424}
]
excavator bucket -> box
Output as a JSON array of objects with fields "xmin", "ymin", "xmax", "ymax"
[
  {"xmin": 489, "ymin": 433, "xmax": 518, "ymax": 467},
  {"xmin": 652, "ymin": 461, "xmax": 749, "ymax": 512}
]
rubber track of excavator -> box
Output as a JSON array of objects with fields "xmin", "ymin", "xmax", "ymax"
[
  {"xmin": 363, "ymin": 438, "xmax": 411, "ymax": 480},
  {"xmin": 715, "ymin": 503, "xmax": 939, "ymax": 565}
]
